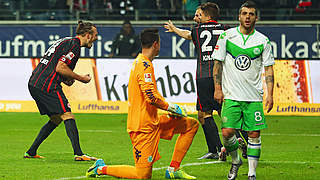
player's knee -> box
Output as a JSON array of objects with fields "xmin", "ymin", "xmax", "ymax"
[
  {"xmin": 60, "ymin": 112, "xmax": 75, "ymax": 121},
  {"xmin": 222, "ymin": 128, "xmax": 235, "ymax": 138},
  {"xmin": 197, "ymin": 111, "xmax": 205, "ymax": 124},
  {"xmin": 248, "ymin": 130, "xmax": 260, "ymax": 138},
  {"xmin": 50, "ymin": 115, "xmax": 63, "ymax": 125},
  {"xmin": 203, "ymin": 110, "xmax": 213, "ymax": 118}
]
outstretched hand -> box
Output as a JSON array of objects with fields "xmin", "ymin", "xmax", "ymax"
[{"xmin": 164, "ymin": 20, "xmax": 176, "ymax": 33}]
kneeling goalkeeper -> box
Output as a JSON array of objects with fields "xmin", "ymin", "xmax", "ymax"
[{"xmin": 86, "ymin": 28, "xmax": 199, "ymax": 179}]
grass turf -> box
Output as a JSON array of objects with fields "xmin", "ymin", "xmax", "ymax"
[{"xmin": 0, "ymin": 112, "xmax": 319, "ymax": 180}]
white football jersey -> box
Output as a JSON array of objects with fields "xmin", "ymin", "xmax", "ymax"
[{"xmin": 212, "ymin": 27, "xmax": 274, "ymax": 101}]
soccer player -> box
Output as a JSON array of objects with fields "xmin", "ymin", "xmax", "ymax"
[
  {"xmin": 212, "ymin": 1, "xmax": 275, "ymax": 180},
  {"xmin": 24, "ymin": 20, "xmax": 98, "ymax": 161},
  {"xmin": 164, "ymin": 2, "xmax": 248, "ymax": 160},
  {"xmin": 86, "ymin": 28, "xmax": 199, "ymax": 179}
]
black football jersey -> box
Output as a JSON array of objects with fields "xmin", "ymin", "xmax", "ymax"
[
  {"xmin": 29, "ymin": 37, "xmax": 81, "ymax": 92},
  {"xmin": 191, "ymin": 20, "xmax": 229, "ymax": 79}
]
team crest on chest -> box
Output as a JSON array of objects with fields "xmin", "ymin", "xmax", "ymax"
[
  {"xmin": 253, "ymin": 47, "xmax": 261, "ymax": 55},
  {"xmin": 235, "ymin": 55, "xmax": 251, "ymax": 71}
]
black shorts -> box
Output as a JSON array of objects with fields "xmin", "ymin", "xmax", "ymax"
[
  {"xmin": 28, "ymin": 85, "xmax": 71, "ymax": 116},
  {"xmin": 196, "ymin": 77, "xmax": 221, "ymax": 112}
]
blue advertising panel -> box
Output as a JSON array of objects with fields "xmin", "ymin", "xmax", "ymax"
[{"xmin": 0, "ymin": 25, "xmax": 319, "ymax": 59}]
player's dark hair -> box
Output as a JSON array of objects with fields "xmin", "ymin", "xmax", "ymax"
[
  {"xmin": 200, "ymin": 2, "xmax": 220, "ymax": 21},
  {"xmin": 239, "ymin": 1, "xmax": 258, "ymax": 15},
  {"xmin": 140, "ymin": 28, "xmax": 159, "ymax": 48},
  {"xmin": 76, "ymin": 20, "xmax": 96, "ymax": 36}
]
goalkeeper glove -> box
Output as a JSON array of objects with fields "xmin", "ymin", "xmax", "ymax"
[{"xmin": 167, "ymin": 102, "xmax": 187, "ymax": 117}]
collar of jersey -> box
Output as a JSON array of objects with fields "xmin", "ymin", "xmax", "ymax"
[
  {"xmin": 207, "ymin": 20, "xmax": 218, "ymax": 23},
  {"xmin": 236, "ymin": 26, "xmax": 255, "ymax": 46},
  {"xmin": 138, "ymin": 53, "xmax": 151, "ymax": 62}
]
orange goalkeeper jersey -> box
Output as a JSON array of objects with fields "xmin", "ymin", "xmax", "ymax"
[{"xmin": 127, "ymin": 53, "xmax": 169, "ymax": 133}]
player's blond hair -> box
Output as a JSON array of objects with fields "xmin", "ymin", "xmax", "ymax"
[{"xmin": 76, "ymin": 20, "xmax": 96, "ymax": 36}]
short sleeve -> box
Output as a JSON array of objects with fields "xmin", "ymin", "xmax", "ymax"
[
  {"xmin": 212, "ymin": 31, "xmax": 227, "ymax": 61},
  {"xmin": 262, "ymin": 38, "xmax": 275, "ymax": 66},
  {"xmin": 59, "ymin": 44, "xmax": 80, "ymax": 66}
]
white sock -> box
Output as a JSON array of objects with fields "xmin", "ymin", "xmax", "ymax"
[
  {"xmin": 248, "ymin": 137, "xmax": 261, "ymax": 177},
  {"xmin": 223, "ymin": 135, "xmax": 240, "ymax": 164}
]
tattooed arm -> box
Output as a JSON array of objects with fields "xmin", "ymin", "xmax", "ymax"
[
  {"xmin": 264, "ymin": 65, "xmax": 274, "ymax": 113},
  {"xmin": 213, "ymin": 60, "xmax": 224, "ymax": 104}
]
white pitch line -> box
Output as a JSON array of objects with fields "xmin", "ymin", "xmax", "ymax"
[
  {"xmin": 79, "ymin": 130, "xmax": 113, "ymax": 133},
  {"xmin": 52, "ymin": 160, "xmax": 320, "ymax": 180},
  {"xmin": 263, "ymin": 133, "xmax": 320, "ymax": 137}
]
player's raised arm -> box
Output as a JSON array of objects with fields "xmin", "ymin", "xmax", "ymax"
[
  {"xmin": 264, "ymin": 65, "xmax": 274, "ymax": 113},
  {"xmin": 164, "ymin": 20, "xmax": 192, "ymax": 40},
  {"xmin": 56, "ymin": 61, "xmax": 91, "ymax": 83}
]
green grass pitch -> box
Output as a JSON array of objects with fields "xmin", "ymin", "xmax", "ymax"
[{"xmin": 0, "ymin": 112, "xmax": 319, "ymax": 180}]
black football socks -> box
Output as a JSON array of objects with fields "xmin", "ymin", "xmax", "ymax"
[
  {"xmin": 202, "ymin": 116, "xmax": 222, "ymax": 153},
  {"xmin": 27, "ymin": 120, "xmax": 57, "ymax": 156},
  {"xmin": 64, "ymin": 119, "xmax": 83, "ymax": 156}
]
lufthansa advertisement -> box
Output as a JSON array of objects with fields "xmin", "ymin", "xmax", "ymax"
[{"xmin": 0, "ymin": 58, "xmax": 319, "ymax": 116}]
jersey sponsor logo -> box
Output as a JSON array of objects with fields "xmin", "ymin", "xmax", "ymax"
[
  {"xmin": 66, "ymin": 51, "xmax": 75, "ymax": 60},
  {"xmin": 144, "ymin": 73, "xmax": 152, "ymax": 82},
  {"xmin": 39, "ymin": 58, "xmax": 49, "ymax": 65},
  {"xmin": 234, "ymin": 55, "xmax": 251, "ymax": 71}
]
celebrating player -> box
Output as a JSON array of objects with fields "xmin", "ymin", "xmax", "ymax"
[
  {"xmin": 164, "ymin": 2, "xmax": 248, "ymax": 160},
  {"xmin": 86, "ymin": 28, "xmax": 199, "ymax": 179},
  {"xmin": 24, "ymin": 20, "xmax": 98, "ymax": 161},
  {"xmin": 212, "ymin": 1, "xmax": 275, "ymax": 180}
]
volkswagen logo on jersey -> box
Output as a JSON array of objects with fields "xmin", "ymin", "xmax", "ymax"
[{"xmin": 235, "ymin": 55, "xmax": 251, "ymax": 71}]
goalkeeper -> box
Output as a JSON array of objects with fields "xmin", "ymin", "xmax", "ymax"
[{"xmin": 86, "ymin": 28, "xmax": 199, "ymax": 179}]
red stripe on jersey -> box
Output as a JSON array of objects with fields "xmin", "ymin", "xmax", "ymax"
[
  {"xmin": 197, "ymin": 91, "xmax": 203, "ymax": 111},
  {"xmin": 41, "ymin": 70, "xmax": 55, "ymax": 91},
  {"xmin": 47, "ymin": 72, "xmax": 57, "ymax": 93},
  {"xmin": 196, "ymin": 25, "xmax": 202, "ymax": 78},
  {"xmin": 33, "ymin": 39, "xmax": 76, "ymax": 88},
  {"xmin": 57, "ymin": 91, "xmax": 66, "ymax": 112},
  {"xmin": 30, "ymin": 63, "xmax": 43, "ymax": 83},
  {"xmin": 54, "ymin": 76, "xmax": 59, "ymax": 90}
]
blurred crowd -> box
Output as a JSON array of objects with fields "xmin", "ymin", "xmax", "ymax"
[{"xmin": 0, "ymin": 0, "xmax": 319, "ymax": 20}]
